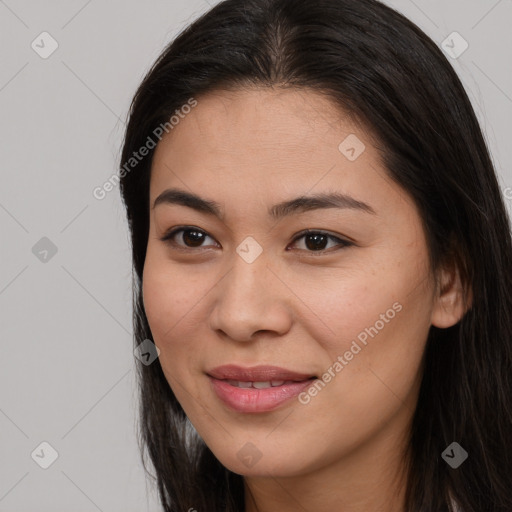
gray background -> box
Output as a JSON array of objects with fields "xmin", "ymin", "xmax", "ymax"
[{"xmin": 0, "ymin": 0, "xmax": 510, "ymax": 511}]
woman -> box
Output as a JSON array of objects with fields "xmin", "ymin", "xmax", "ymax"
[{"xmin": 119, "ymin": 0, "xmax": 512, "ymax": 510}]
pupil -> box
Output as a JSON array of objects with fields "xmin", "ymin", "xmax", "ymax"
[
  {"xmin": 305, "ymin": 234, "xmax": 327, "ymax": 251},
  {"xmin": 184, "ymin": 230, "xmax": 204, "ymax": 247}
]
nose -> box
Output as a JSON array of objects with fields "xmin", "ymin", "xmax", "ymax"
[{"xmin": 208, "ymin": 248, "xmax": 292, "ymax": 342}]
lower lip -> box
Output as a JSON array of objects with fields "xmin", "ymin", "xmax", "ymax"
[{"xmin": 208, "ymin": 376, "xmax": 315, "ymax": 413}]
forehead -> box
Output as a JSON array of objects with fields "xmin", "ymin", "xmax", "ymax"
[
  {"xmin": 158, "ymin": 87, "xmax": 369, "ymax": 156},
  {"xmin": 151, "ymin": 87, "xmax": 378, "ymax": 184}
]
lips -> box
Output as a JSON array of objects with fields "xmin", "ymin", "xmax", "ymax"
[
  {"xmin": 207, "ymin": 365, "xmax": 317, "ymax": 413},
  {"xmin": 207, "ymin": 364, "xmax": 316, "ymax": 382}
]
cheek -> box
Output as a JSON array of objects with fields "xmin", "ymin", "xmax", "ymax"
[
  {"xmin": 310, "ymin": 274, "xmax": 431, "ymax": 416},
  {"xmin": 142, "ymin": 251, "xmax": 205, "ymax": 337},
  {"xmin": 292, "ymin": 250, "xmax": 433, "ymax": 393},
  {"xmin": 141, "ymin": 252, "xmax": 218, "ymax": 386},
  {"xmin": 142, "ymin": 260, "xmax": 188, "ymax": 370},
  {"xmin": 288, "ymin": 267, "xmax": 405, "ymax": 356},
  {"xmin": 290, "ymin": 282, "xmax": 430, "ymax": 461},
  {"xmin": 141, "ymin": 262, "xmax": 199, "ymax": 404}
]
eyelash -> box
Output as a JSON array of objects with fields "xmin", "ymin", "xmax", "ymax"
[{"xmin": 159, "ymin": 226, "xmax": 353, "ymax": 255}]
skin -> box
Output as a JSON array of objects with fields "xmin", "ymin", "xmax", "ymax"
[{"xmin": 142, "ymin": 87, "xmax": 468, "ymax": 512}]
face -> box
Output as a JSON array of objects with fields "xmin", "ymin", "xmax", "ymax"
[{"xmin": 142, "ymin": 87, "xmax": 458, "ymax": 479}]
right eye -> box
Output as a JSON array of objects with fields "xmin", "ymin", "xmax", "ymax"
[{"xmin": 159, "ymin": 226, "xmax": 219, "ymax": 251}]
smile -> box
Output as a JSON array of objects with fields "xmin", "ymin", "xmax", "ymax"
[
  {"xmin": 208, "ymin": 376, "xmax": 316, "ymax": 413},
  {"xmin": 225, "ymin": 380, "xmax": 292, "ymax": 388}
]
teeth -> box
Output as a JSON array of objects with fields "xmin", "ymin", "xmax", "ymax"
[
  {"xmin": 226, "ymin": 380, "xmax": 289, "ymax": 388},
  {"xmin": 253, "ymin": 381, "xmax": 271, "ymax": 389}
]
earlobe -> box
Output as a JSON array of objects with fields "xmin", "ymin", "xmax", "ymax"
[{"xmin": 430, "ymin": 261, "xmax": 472, "ymax": 329}]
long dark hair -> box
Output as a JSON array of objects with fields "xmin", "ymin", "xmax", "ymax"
[{"xmin": 118, "ymin": 0, "xmax": 512, "ymax": 510}]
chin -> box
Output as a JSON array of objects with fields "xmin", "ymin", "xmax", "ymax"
[{"xmin": 212, "ymin": 445, "xmax": 314, "ymax": 478}]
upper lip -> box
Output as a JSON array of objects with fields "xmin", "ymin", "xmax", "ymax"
[{"xmin": 207, "ymin": 364, "xmax": 316, "ymax": 382}]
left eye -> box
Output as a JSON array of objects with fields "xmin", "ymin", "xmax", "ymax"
[
  {"xmin": 290, "ymin": 229, "xmax": 352, "ymax": 253},
  {"xmin": 159, "ymin": 227, "xmax": 352, "ymax": 254}
]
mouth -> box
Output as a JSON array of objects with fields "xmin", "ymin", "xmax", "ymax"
[
  {"xmin": 207, "ymin": 364, "xmax": 316, "ymax": 382},
  {"xmin": 223, "ymin": 379, "xmax": 310, "ymax": 388},
  {"xmin": 206, "ymin": 365, "xmax": 317, "ymax": 413}
]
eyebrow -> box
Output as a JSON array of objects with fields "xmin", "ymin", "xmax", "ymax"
[{"xmin": 152, "ymin": 187, "xmax": 376, "ymax": 220}]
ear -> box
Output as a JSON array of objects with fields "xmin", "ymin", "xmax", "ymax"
[{"xmin": 430, "ymin": 257, "xmax": 472, "ymax": 329}]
